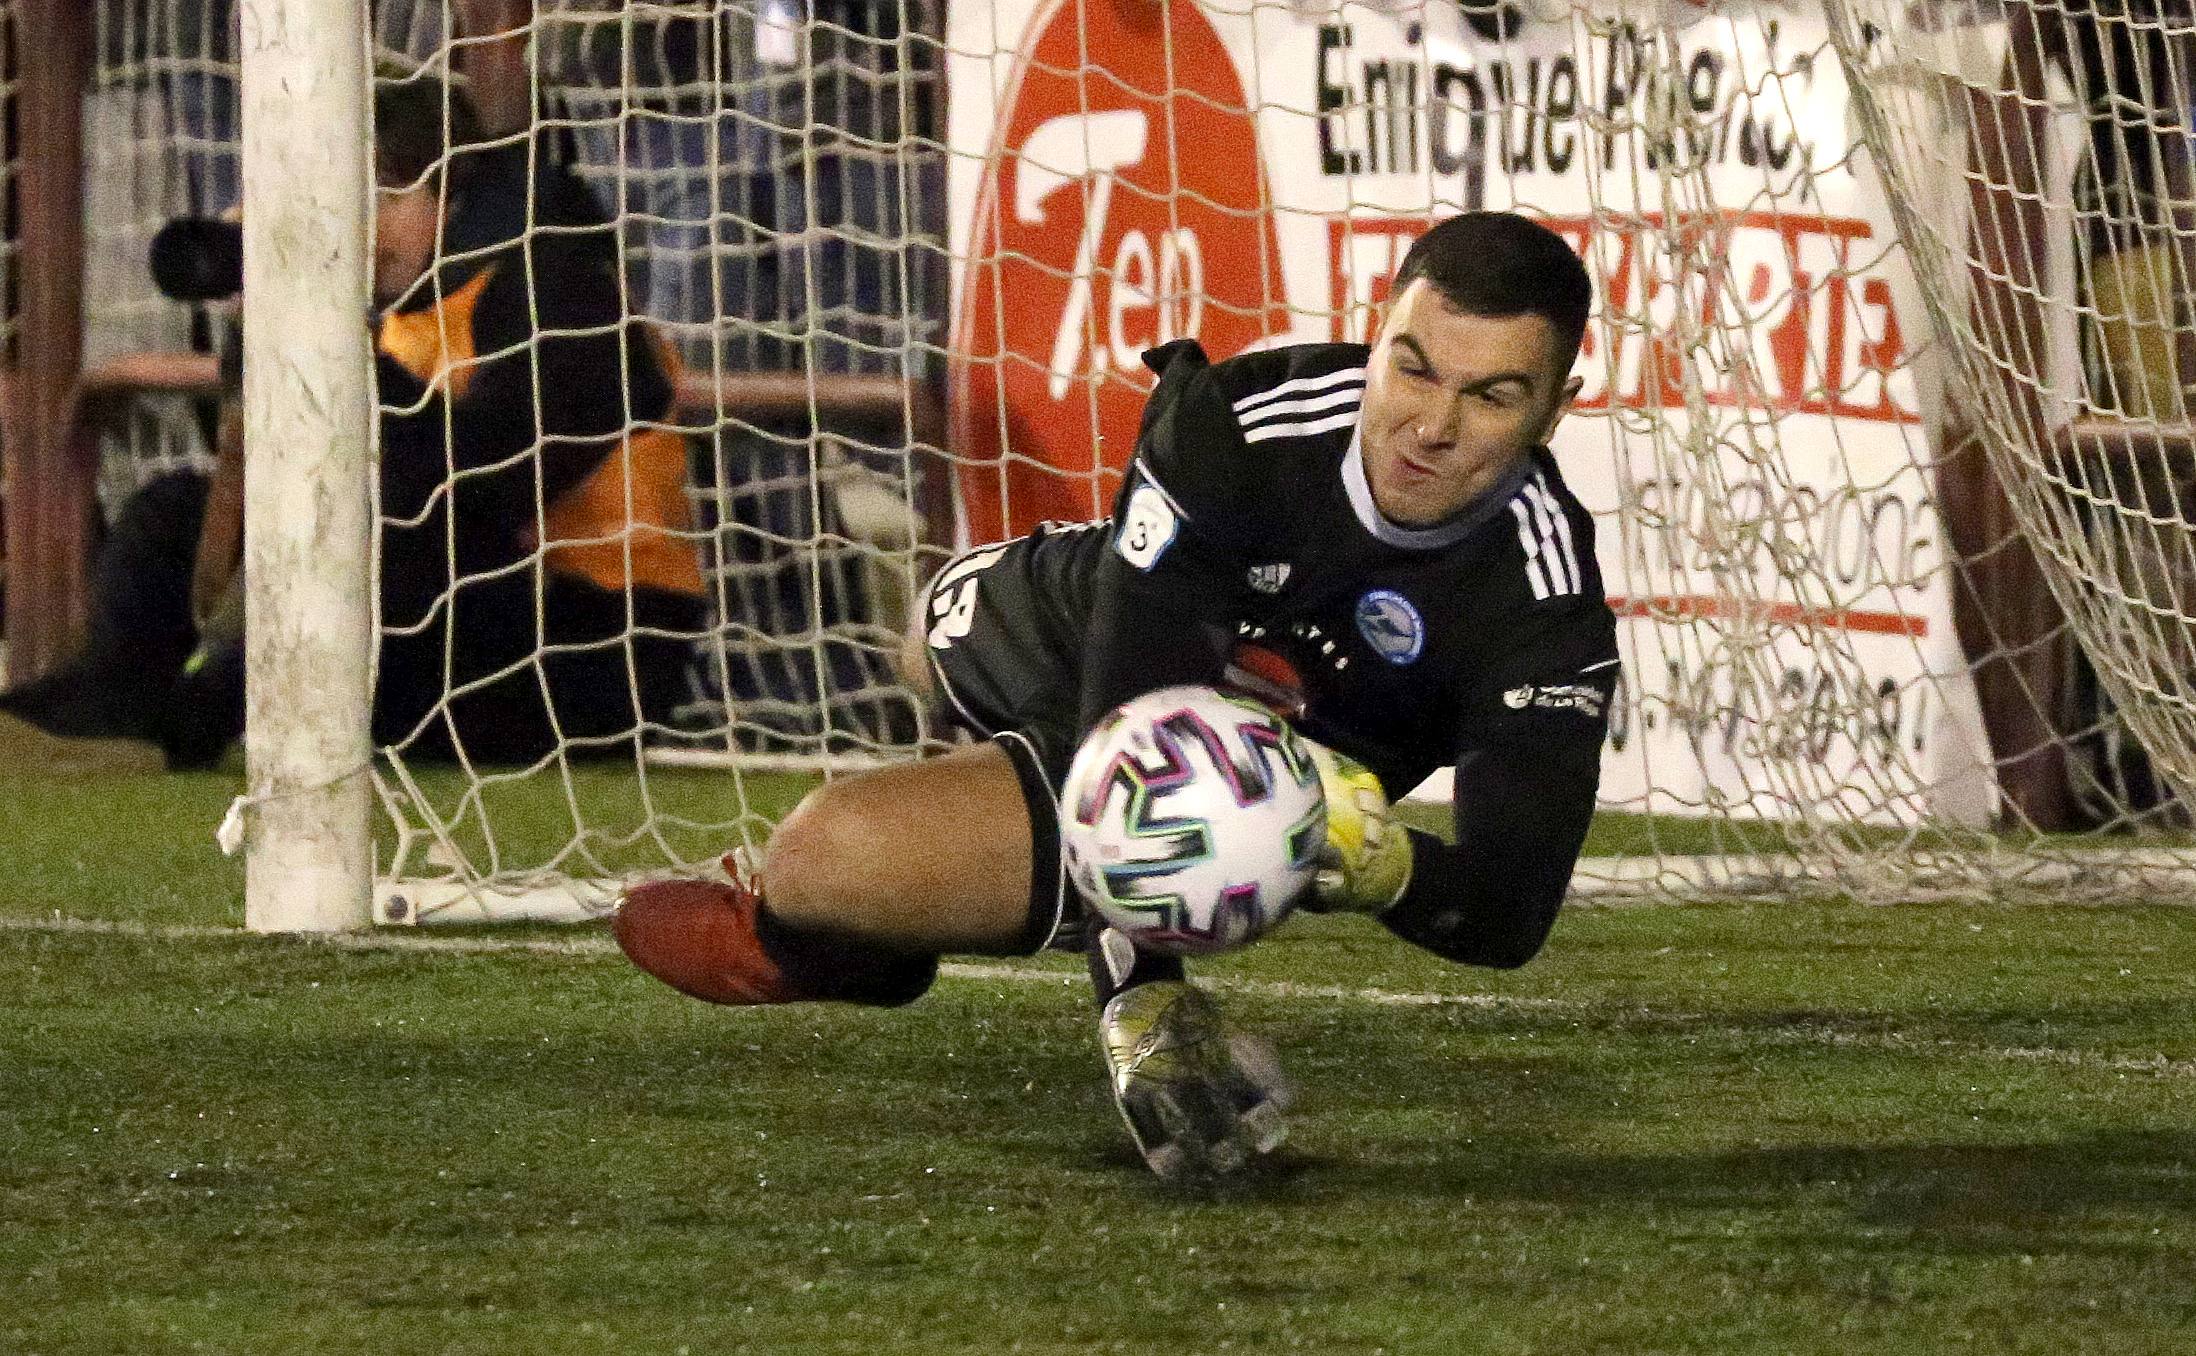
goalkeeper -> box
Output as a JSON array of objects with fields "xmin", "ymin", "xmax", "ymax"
[{"xmin": 614, "ymin": 212, "xmax": 1617, "ymax": 1178}]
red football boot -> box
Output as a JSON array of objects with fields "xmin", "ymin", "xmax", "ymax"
[
  {"xmin": 613, "ymin": 856, "xmax": 937, "ymax": 1008},
  {"xmin": 613, "ymin": 868, "xmax": 801, "ymax": 1006}
]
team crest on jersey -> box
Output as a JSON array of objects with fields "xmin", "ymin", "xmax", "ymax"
[
  {"xmin": 1354, "ymin": 589, "xmax": 1424, "ymax": 665},
  {"xmin": 1246, "ymin": 562, "xmax": 1292, "ymax": 594}
]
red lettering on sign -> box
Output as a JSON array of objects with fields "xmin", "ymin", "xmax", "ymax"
[{"xmin": 1328, "ymin": 211, "xmax": 1921, "ymax": 424}]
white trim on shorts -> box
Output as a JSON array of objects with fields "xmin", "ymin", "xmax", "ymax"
[
  {"xmin": 992, "ymin": 727, "xmax": 1069, "ymax": 953},
  {"xmin": 924, "ymin": 633, "xmax": 991, "ymax": 741}
]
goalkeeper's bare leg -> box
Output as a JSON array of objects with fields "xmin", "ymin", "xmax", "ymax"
[
  {"xmin": 612, "ymin": 742, "xmax": 1040, "ymax": 1006},
  {"xmin": 613, "ymin": 630, "xmax": 1292, "ymax": 1174},
  {"xmin": 622, "ymin": 606, "xmax": 1108, "ymax": 991}
]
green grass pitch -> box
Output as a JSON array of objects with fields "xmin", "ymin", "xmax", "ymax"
[{"xmin": 5, "ymin": 763, "xmax": 2196, "ymax": 1354}]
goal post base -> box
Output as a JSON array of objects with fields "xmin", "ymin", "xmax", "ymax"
[{"xmin": 375, "ymin": 877, "xmax": 627, "ymax": 927}]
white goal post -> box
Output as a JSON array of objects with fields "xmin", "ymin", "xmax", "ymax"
[
  {"xmin": 164, "ymin": 0, "xmax": 2196, "ymax": 929},
  {"xmin": 237, "ymin": 0, "xmax": 375, "ymax": 933}
]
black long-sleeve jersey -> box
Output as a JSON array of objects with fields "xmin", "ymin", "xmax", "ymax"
[{"xmin": 981, "ymin": 338, "xmax": 1619, "ymax": 968}]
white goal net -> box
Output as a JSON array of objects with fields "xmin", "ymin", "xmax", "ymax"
[{"xmin": 68, "ymin": 0, "xmax": 2196, "ymax": 921}]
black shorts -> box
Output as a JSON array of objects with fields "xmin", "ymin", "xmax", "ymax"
[{"xmin": 916, "ymin": 528, "xmax": 1094, "ymax": 952}]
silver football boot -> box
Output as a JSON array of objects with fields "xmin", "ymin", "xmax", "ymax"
[{"xmin": 1099, "ymin": 979, "xmax": 1295, "ymax": 1179}]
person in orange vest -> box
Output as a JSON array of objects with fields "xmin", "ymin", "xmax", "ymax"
[{"xmin": 0, "ymin": 71, "xmax": 706, "ymax": 768}]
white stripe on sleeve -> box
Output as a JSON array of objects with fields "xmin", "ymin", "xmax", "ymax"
[
  {"xmin": 1520, "ymin": 479, "xmax": 1576, "ymax": 596},
  {"xmin": 1236, "ymin": 386, "xmax": 1363, "ymax": 429},
  {"xmin": 1231, "ymin": 367, "xmax": 1367, "ymax": 417},
  {"xmin": 1241, "ymin": 408, "xmax": 1364, "ymax": 445},
  {"xmin": 1530, "ymin": 473, "xmax": 1584, "ymax": 596},
  {"xmin": 1509, "ymin": 498, "xmax": 1552, "ymax": 601}
]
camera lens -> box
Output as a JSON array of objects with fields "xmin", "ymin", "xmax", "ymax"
[{"xmin": 149, "ymin": 218, "xmax": 245, "ymax": 303}]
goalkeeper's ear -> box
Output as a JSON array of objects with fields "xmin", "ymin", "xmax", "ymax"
[{"xmin": 1535, "ymin": 373, "xmax": 1585, "ymax": 448}]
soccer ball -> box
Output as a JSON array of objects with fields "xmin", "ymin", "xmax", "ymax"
[{"xmin": 1059, "ymin": 685, "xmax": 1327, "ymax": 955}]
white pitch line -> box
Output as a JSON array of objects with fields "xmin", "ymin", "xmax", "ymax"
[
  {"xmin": 5, "ymin": 913, "xmax": 2193, "ymax": 1079},
  {"xmin": 0, "ymin": 912, "xmax": 614, "ymax": 957},
  {"xmin": 0, "ymin": 914, "xmax": 1591, "ymax": 1009},
  {"xmin": 0, "ymin": 913, "xmax": 1551, "ymax": 998}
]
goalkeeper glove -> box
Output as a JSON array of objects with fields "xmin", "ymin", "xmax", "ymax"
[{"xmin": 1301, "ymin": 738, "xmax": 1413, "ymax": 914}]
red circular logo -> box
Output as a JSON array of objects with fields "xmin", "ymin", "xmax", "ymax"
[{"xmin": 952, "ymin": 0, "xmax": 1290, "ymax": 541}]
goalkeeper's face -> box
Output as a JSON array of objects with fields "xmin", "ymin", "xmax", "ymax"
[
  {"xmin": 374, "ymin": 180, "xmax": 443, "ymax": 310},
  {"xmin": 1360, "ymin": 280, "xmax": 1582, "ymax": 527}
]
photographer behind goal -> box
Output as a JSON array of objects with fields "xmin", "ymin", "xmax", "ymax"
[{"xmin": 0, "ymin": 71, "xmax": 705, "ymax": 769}]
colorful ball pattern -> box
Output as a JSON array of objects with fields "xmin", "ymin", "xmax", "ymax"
[{"xmin": 1060, "ymin": 685, "xmax": 1327, "ymax": 955}]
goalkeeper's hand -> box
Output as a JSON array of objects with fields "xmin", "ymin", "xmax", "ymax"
[{"xmin": 1300, "ymin": 738, "xmax": 1413, "ymax": 914}]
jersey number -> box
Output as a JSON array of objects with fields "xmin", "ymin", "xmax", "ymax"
[
  {"xmin": 927, "ymin": 578, "xmax": 979, "ymax": 648},
  {"xmin": 1114, "ymin": 483, "xmax": 1178, "ymax": 571}
]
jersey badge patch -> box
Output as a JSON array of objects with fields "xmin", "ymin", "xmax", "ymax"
[
  {"xmin": 1115, "ymin": 483, "xmax": 1179, "ymax": 571},
  {"xmin": 1354, "ymin": 589, "xmax": 1424, "ymax": 665},
  {"xmin": 1247, "ymin": 562, "xmax": 1292, "ymax": 594}
]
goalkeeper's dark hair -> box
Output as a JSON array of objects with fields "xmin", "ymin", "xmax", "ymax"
[
  {"xmin": 373, "ymin": 68, "xmax": 481, "ymax": 195},
  {"xmin": 1392, "ymin": 212, "xmax": 1593, "ymax": 376}
]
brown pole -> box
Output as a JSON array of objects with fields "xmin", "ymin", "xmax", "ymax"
[
  {"xmin": 5, "ymin": 0, "xmax": 90, "ymax": 683},
  {"xmin": 1940, "ymin": 9, "xmax": 2075, "ymax": 830},
  {"xmin": 451, "ymin": 0, "xmax": 535, "ymax": 139}
]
